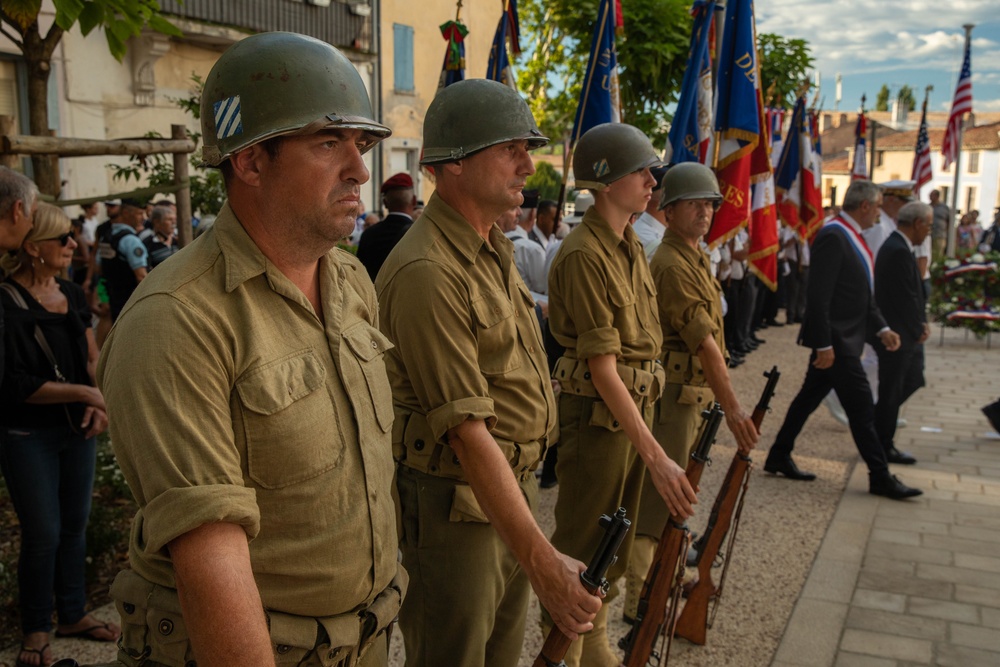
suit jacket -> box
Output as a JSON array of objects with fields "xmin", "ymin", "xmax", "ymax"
[
  {"xmin": 356, "ymin": 212, "xmax": 413, "ymax": 282},
  {"xmin": 875, "ymin": 230, "xmax": 926, "ymax": 349},
  {"xmin": 799, "ymin": 218, "xmax": 887, "ymax": 357}
]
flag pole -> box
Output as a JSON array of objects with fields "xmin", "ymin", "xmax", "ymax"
[
  {"xmin": 711, "ymin": 1, "xmax": 726, "ymax": 169},
  {"xmin": 947, "ymin": 23, "xmax": 974, "ymax": 258}
]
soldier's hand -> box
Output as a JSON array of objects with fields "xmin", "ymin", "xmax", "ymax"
[
  {"xmin": 649, "ymin": 455, "xmax": 697, "ymax": 520},
  {"xmin": 918, "ymin": 322, "xmax": 931, "ymax": 344},
  {"xmin": 531, "ymin": 552, "xmax": 601, "ymax": 641},
  {"xmin": 726, "ymin": 408, "xmax": 758, "ymax": 454}
]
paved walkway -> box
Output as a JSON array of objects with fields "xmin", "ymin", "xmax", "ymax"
[{"xmin": 773, "ymin": 324, "xmax": 1000, "ymax": 667}]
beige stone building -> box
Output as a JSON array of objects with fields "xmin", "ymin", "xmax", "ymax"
[
  {"xmin": 0, "ymin": 0, "xmax": 381, "ymax": 214},
  {"xmin": 819, "ymin": 111, "xmax": 1000, "ymax": 221},
  {"xmin": 378, "ymin": 0, "xmax": 508, "ymax": 201}
]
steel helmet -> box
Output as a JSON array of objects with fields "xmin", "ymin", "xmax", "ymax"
[
  {"xmin": 421, "ymin": 79, "xmax": 548, "ymax": 165},
  {"xmin": 658, "ymin": 162, "xmax": 723, "ymax": 208},
  {"xmin": 200, "ymin": 32, "xmax": 390, "ymax": 167},
  {"xmin": 572, "ymin": 123, "xmax": 662, "ymax": 190}
]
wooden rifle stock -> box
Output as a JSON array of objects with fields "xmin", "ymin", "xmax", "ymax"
[
  {"xmin": 621, "ymin": 404, "xmax": 724, "ymax": 667},
  {"xmin": 674, "ymin": 366, "xmax": 780, "ymax": 645},
  {"xmin": 534, "ymin": 508, "xmax": 631, "ymax": 667}
]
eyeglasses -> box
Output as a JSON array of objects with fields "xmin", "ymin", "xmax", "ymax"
[{"xmin": 39, "ymin": 231, "xmax": 75, "ymax": 246}]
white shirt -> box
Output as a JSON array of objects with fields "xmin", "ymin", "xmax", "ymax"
[
  {"xmin": 81, "ymin": 215, "xmax": 100, "ymax": 245},
  {"xmin": 632, "ymin": 212, "xmax": 666, "ymax": 261},
  {"xmin": 862, "ymin": 210, "xmax": 897, "ymax": 257},
  {"xmin": 505, "ymin": 226, "xmax": 548, "ymax": 302}
]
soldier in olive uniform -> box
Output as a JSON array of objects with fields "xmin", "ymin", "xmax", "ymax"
[
  {"xmin": 377, "ymin": 79, "xmax": 600, "ymax": 667},
  {"xmin": 623, "ymin": 163, "xmax": 758, "ymax": 621},
  {"xmin": 98, "ymin": 33, "xmax": 405, "ymax": 667},
  {"xmin": 546, "ymin": 123, "xmax": 699, "ymax": 667}
]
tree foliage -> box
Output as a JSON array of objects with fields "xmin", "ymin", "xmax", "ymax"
[
  {"xmin": 517, "ymin": 0, "xmax": 692, "ymax": 147},
  {"xmin": 110, "ymin": 75, "xmax": 225, "ymax": 218},
  {"xmin": 875, "ymin": 83, "xmax": 916, "ymax": 112},
  {"xmin": 0, "ymin": 0, "xmax": 180, "ymax": 194},
  {"xmin": 757, "ymin": 33, "xmax": 814, "ymax": 108},
  {"xmin": 526, "ymin": 160, "xmax": 561, "ymax": 201}
]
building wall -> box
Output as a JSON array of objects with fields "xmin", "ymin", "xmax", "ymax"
[
  {"xmin": 379, "ymin": 0, "xmax": 505, "ymax": 202},
  {"xmin": 2, "ymin": 4, "xmax": 380, "ymax": 214},
  {"xmin": 871, "ymin": 148, "xmax": 999, "ymax": 218}
]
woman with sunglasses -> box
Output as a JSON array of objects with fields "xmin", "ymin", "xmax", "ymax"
[{"xmin": 0, "ymin": 203, "xmax": 118, "ymax": 667}]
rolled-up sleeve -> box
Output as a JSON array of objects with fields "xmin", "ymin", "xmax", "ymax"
[
  {"xmin": 552, "ymin": 250, "xmax": 621, "ymax": 360},
  {"xmin": 659, "ymin": 266, "xmax": 717, "ymax": 354},
  {"xmin": 379, "ymin": 260, "xmax": 497, "ymax": 440},
  {"xmin": 98, "ymin": 293, "xmax": 260, "ymax": 558}
]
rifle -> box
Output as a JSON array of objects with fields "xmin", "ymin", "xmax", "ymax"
[
  {"xmin": 620, "ymin": 403, "xmax": 725, "ymax": 667},
  {"xmin": 533, "ymin": 507, "xmax": 631, "ymax": 667},
  {"xmin": 674, "ymin": 366, "xmax": 780, "ymax": 645}
]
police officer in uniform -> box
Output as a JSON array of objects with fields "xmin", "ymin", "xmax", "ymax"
[
  {"xmin": 546, "ymin": 123, "xmax": 699, "ymax": 667},
  {"xmin": 96, "ymin": 197, "xmax": 148, "ymax": 321},
  {"xmin": 98, "ymin": 32, "xmax": 405, "ymax": 667},
  {"xmin": 377, "ymin": 78, "xmax": 598, "ymax": 667},
  {"xmin": 623, "ymin": 163, "xmax": 758, "ymax": 621}
]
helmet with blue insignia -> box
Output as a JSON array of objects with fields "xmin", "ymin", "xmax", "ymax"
[{"xmin": 200, "ymin": 32, "xmax": 390, "ymax": 168}]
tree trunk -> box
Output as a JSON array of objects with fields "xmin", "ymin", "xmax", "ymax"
[{"xmin": 21, "ymin": 21, "xmax": 63, "ymax": 197}]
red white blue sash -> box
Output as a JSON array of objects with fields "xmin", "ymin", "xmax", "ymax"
[{"xmin": 825, "ymin": 216, "xmax": 874, "ymax": 292}]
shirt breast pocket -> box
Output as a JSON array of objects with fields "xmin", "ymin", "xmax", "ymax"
[
  {"xmin": 472, "ymin": 290, "xmax": 522, "ymax": 376},
  {"xmin": 609, "ymin": 281, "xmax": 638, "ymax": 342},
  {"xmin": 342, "ymin": 322, "xmax": 395, "ymax": 433},
  {"xmin": 236, "ymin": 350, "xmax": 341, "ymax": 489}
]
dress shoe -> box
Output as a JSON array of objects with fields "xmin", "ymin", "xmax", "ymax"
[
  {"xmin": 765, "ymin": 319, "xmax": 784, "ymax": 327},
  {"xmin": 983, "ymin": 399, "xmax": 1000, "ymax": 432},
  {"xmin": 751, "ymin": 334, "xmax": 766, "ymax": 345},
  {"xmin": 729, "ymin": 355, "xmax": 744, "ymax": 368},
  {"xmin": 764, "ymin": 456, "xmax": 817, "ymax": 481},
  {"xmin": 744, "ymin": 339, "xmax": 759, "ymax": 350},
  {"xmin": 869, "ymin": 472, "xmax": 923, "ymax": 500},
  {"xmin": 885, "ymin": 446, "xmax": 917, "ymax": 465}
]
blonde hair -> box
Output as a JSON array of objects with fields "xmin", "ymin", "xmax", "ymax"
[{"xmin": 1, "ymin": 202, "xmax": 72, "ymax": 276}]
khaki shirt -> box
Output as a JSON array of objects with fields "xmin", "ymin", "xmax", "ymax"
[
  {"xmin": 650, "ymin": 228, "xmax": 726, "ymax": 358},
  {"xmin": 548, "ymin": 207, "xmax": 662, "ymax": 362},
  {"xmin": 377, "ymin": 192, "xmax": 556, "ymax": 471},
  {"xmin": 97, "ymin": 203, "xmax": 397, "ymax": 618}
]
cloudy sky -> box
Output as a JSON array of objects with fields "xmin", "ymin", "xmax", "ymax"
[{"xmin": 755, "ymin": 0, "xmax": 1000, "ymax": 113}]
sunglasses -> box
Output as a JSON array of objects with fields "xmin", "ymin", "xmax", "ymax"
[{"xmin": 41, "ymin": 231, "xmax": 75, "ymax": 246}]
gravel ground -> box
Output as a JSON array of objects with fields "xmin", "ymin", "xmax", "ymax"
[{"xmin": 2, "ymin": 317, "xmax": 856, "ymax": 667}]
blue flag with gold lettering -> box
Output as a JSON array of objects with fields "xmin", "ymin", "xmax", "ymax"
[
  {"xmin": 569, "ymin": 0, "xmax": 621, "ymax": 148},
  {"xmin": 665, "ymin": 0, "xmax": 715, "ymax": 165}
]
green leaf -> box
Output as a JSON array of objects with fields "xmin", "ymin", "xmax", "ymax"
[
  {"xmin": 52, "ymin": 0, "xmax": 85, "ymax": 30},
  {"xmin": 104, "ymin": 26, "xmax": 126, "ymax": 61},
  {"xmin": 76, "ymin": 2, "xmax": 104, "ymax": 36},
  {"xmin": 3, "ymin": 0, "xmax": 42, "ymax": 31},
  {"xmin": 148, "ymin": 13, "xmax": 182, "ymax": 37}
]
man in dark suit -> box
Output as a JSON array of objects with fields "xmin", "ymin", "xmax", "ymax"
[
  {"xmin": 765, "ymin": 180, "xmax": 922, "ymax": 500},
  {"xmin": 873, "ymin": 201, "xmax": 932, "ymax": 465},
  {"xmin": 357, "ymin": 172, "xmax": 417, "ymax": 281}
]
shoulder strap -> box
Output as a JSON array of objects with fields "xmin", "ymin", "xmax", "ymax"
[{"xmin": 0, "ymin": 281, "xmax": 66, "ymax": 381}]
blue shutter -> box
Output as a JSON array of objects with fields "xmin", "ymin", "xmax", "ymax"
[{"xmin": 393, "ymin": 24, "xmax": 414, "ymax": 93}]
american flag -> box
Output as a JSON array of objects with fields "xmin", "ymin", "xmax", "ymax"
[
  {"xmin": 911, "ymin": 96, "xmax": 932, "ymax": 195},
  {"xmin": 941, "ymin": 35, "xmax": 973, "ymax": 171}
]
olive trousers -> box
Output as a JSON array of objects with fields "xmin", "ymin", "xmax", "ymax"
[{"xmin": 396, "ymin": 465, "xmax": 536, "ymax": 667}]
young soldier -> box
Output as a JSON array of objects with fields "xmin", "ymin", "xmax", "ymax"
[{"xmin": 546, "ymin": 123, "xmax": 699, "ymax": 666}]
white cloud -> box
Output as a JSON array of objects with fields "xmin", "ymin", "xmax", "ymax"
[{"xmin": 975, "ymin": 98, "xmax": 1000, "ymax": 111}]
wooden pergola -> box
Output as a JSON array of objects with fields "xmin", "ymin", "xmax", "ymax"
[{"xmin": 0, "ymin": 119, "xmax": 198, "ymax": 246}]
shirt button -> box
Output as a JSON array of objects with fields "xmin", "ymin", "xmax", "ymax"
[
  {"xmin": 287, "ymin": 385, "xmax": 294, "ymax": 395},
  {"xmin": 371, "ymin": 340, "xmax": 378, "ymax": 349}
]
